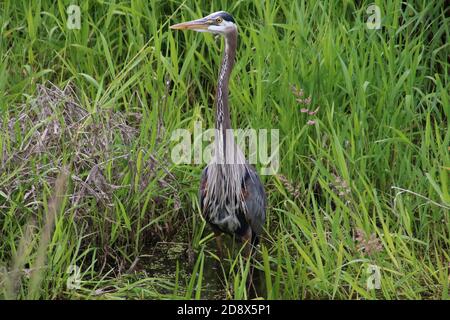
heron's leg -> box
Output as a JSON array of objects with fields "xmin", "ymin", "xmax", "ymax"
[
  {"xmin": 241, "ymin": 228, "xmax": 253, "ymax": 258},
  {"xmin": 214, "ymin": 230, "xmax": 224, "ymax": 259},
  {"xmin": 241, "ymin": 228, "xmax": 258, "ymax": 296}
]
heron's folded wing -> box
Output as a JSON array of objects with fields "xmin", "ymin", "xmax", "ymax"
[{"xmin": 242, "ymin": 168, "xmax": 266, "ymax": 236}]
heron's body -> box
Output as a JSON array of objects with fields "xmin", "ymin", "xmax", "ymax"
[
  {"xmin": 171, "ymin": 11, "xmax": 266, "ymax": 253},
  {"xmin": 200, "ymin": 163, "xmax": 266, "ymax": 245}
]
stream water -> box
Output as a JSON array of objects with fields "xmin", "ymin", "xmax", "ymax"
[{"xmin": 137, "ymin": 239, "xmax": 266, "ymax": 299}]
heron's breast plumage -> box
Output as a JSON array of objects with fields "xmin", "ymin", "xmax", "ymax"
[{"xmin": 199, "ymin": 163, "xmax": 266, "ymax": 239}]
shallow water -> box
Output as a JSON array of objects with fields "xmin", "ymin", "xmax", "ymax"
[{"xmin": 137, "ymin": 240, "xmax": 266, "ymax": 299}]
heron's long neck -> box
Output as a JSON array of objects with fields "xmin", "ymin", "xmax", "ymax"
[
  {"xmin": 206, "ymin": 28, "xmax": 246, "ymax": 215},
  {"xmin": 216, "ymin": 29, "xmax": 237, "ymax": 132}
]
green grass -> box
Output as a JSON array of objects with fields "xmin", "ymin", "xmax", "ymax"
[{"xmin": 0, "ymin": 0, "xmax": 449, "ymax": 299}]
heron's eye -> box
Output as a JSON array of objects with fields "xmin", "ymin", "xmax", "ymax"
[{"xmin": 215, "ymin": 17, "xmax": 223, "ymax": 24}]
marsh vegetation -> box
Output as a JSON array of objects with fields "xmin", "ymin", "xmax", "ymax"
[{"xmin": 0, "ymin": 0, "xmax": 449, "ymax": 299}]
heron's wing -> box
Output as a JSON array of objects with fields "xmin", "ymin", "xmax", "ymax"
[{"xmin": 242, "ymin": 166, "xmax": 266, "ymax": 236}]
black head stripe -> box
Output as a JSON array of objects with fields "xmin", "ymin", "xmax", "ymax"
[
  {"xmin": 209, "ymin": 11, "xmax": 235, "ymax": 23},
  {"xmin": 220, "ymin": 12, "xmax": 235, "ymax": 23}
]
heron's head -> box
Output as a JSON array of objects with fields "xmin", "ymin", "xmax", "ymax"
[{"xmin": 170, "ymin": 11, "xmax": 236, "ymax": 35}]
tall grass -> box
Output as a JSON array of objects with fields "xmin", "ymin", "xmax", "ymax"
[{"xmin": 0, "ymin": 0, "xmax": 448, "ymax": 299}]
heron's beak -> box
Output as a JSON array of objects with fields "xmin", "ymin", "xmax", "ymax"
[{"xmin": 170, "ymin": 18, "xmax": 210, "ymax": 31}]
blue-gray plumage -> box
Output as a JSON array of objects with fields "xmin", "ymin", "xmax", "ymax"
[
  {"xmin": 171, "ymin": 11, "xmax": 266, "ymax": 255},
  {"xmin": 199, "ymin": 164, "xmax": 266, "ymax": 247}
]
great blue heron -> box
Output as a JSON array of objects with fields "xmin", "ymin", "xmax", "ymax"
[{"xmin": 171, "ymin": 11, "xmax": 266, "ymax": 257}]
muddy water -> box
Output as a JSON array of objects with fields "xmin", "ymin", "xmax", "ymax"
[{"xmin": 138, "ymin": 240, "xmax": 266, "ymax": 299}]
